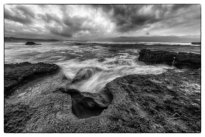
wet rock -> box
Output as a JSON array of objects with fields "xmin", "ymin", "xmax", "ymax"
[
  {"xmin": 72, "ymin": 67, "xmax": 102, "ymax": 83},
  {"xmin": 175, "ymin": 52, "xmax": 201, "ymax": 69},
  {"xmin": 138, "ymin": 49, "xmax": 201, "ymax": 69},
  {"xmin": 4, "ymin": 103, "xmax": 36, "ymax": 133},
  {"xmin": 4, "ymin": 62, "xmax": 200, "ymax": 133},
  {"xmin": 25, "ymin": 41, "xmax": 40, "ymax": 45},
  {"xmin": 48, "ymin": 69, "xmax": 200, "ymax": 133},
  {"xmin": 99, "ymin": 70, "xmax": 200, "ymax": 133},
  {"xmin": 4, "ymin": 62, "xmax": 59, "ymax": 97},
  {"xmin": 64, "ymin": 89, "xmax": 112, "ymax": 119},
  {"xmin": 191, "ymin": 42, "xmax": 201, "ymax": 45}
]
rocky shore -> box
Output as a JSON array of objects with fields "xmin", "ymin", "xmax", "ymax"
[
  {"xmin": 139, "ymin": 49, "xmax": 201, "ymax": 69},
  {"xmin": 4, "ymin": 62, "xmax": 59, "ymax": 97},
  {"xmin": 4, "ymin": 49, "xmax": 201, "ymax": 133}
]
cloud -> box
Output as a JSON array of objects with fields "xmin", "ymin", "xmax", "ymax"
[
  {"xmin": 91, "ymin": 5, "xmax": 160, "ymax": 32},
  {"xmin": 4, "ymin": 4, "xmax": 201, "ymax": 39},
  {"xmin": 91, "ymin": 4, "xmax": 200, "ymax": 35},
  {"xmin": 4, "ymin": 5, "xmax": 35, "ymax": 25}
]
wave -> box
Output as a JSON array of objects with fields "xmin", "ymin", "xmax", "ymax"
[
  {"xmin": 57, "ymin": 53, "xmax": 171, "ymax": 93},
  {"xmin": 6, "ymin": 41, "xmax": 199, "ymax": 93}
]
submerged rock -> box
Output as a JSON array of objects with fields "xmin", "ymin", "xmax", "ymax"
[
  {"xmin": 139, "ymin": 49, "xmax": 201, "ymax": 69},
  {"xmin": 72, "ymin": 67, "xmax": 102, "ymax": 83},
  {"xmin": 4, "ymin": 62, "xmax": 59, "ymax": 97}
]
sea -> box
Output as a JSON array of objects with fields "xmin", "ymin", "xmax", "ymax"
[{"xmin": 5, "ymin": 41, "xmax": 200, "ymax": 93}]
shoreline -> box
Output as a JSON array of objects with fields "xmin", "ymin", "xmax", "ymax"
[{"xmin": 4, "ymin": 49, "xmax": 201, "ymax": 133}]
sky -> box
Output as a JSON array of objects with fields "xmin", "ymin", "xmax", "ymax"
[{"xmin": 4, "ymin": 4, "xmax": 201, "ymax": 40}]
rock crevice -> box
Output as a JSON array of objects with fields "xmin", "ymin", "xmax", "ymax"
[{"xmin": 60, "ymin": 88, "xmax": 113, "ymax": 119}]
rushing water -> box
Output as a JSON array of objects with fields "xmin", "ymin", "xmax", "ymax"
[{"xmin": 5, "ymin": 41, "xmax": 200, "ymax": 93}]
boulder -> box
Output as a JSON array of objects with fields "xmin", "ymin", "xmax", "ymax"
[
  {"xmin": 4, "ymin": 62, "xmax": 59, "ymax": 97},
  {"xmin": 191, "ymin": 42, "xmax": 201, "ymax": 45},
  {"xmin": 25, "ymin": 41, "xmax": 40, "ymax": 45},
  {"xmin": 138, "ymin": 49, "xmax": 201, "ymax": 69}
]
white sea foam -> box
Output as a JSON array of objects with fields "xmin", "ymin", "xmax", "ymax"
[
  {"xmin": 57, "ymin": 52, "xmax": 171, "ymax": 93},
  {"xmin": 5, "ymin": 41, "xmax": 199, "ymax": 93}
]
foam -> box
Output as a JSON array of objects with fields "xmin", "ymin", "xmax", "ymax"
[{"xmin": 5, "ymin": 41, "xmax": 173, "ymax": 93}]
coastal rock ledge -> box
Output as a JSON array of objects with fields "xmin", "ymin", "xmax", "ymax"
[
  {"xmin": 4, "ymin": 62, "xmax": 200, "ymax": 133},
  {"xmin": 4, "ymin": 62, "xmax": 59, "ymax": 97},
  {"xmin": 138, "ymin": 49, "xmax": 201, "ymax": 69}
]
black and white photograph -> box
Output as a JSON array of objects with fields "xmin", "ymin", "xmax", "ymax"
[{"xmin": 3, "ymin": 3, "xmax": 201, "ymax": 133}]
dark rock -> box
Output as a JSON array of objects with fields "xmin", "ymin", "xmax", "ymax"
[
  {"xmin": 68, "ymin": 89, "xmax": 111, "ymax": 119},
  {"xmin": 4, "ymin": 62, "xmax": 59, "ymax": 97},
  {"xmin": 4, "ymin": 62, "xmax": 200, "ymax": 132},
  {"xmin": 191, "ymin": 42, "xmax": 201, "ymax": 45},
  {"xmin": 49, "ymin": 69, "xmax": 200, "ymax": 133},
  {"xmin": 25, "ymin": 41, "xmax": 40, "ymax": 45},
  {"xmin": 99, "ymin": 70, "xmax": 200, "ymax": 133},
  {"xmin": 138, "ymin": 49, "xmax": 201, "ymax": 69},
  {"xmin": 60, "ymin": 88, "xmax": 113, "ymax": 119},
  {"xmin": 72, "ymin": 67, "xmax": 102, "ymax": 83},
  {"xmin": 4, "ymin": 103, "xmax": 36, "ymax": 133},
  {"xmin": 175, "ymin": 52, "xmax": 201, "ymax": 69}
]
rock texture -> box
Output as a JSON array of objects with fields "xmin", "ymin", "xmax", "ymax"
[
  {"xmin": 4, "ymin": 62, "xmax": 200, "ymax": 132},
  {"xmin": 4, "ymin": 62, "xmax": 59, "ymax": 97},
  {"xmin": 138, "ymin": 49, "xmax": 201, "ymax": 69}
]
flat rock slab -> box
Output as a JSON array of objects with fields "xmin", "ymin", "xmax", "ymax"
[{"xmin": 4, "ymin": 62, "xmax": 59, "ymax": 97}]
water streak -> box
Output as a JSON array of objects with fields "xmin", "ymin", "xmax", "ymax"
[{"xmin": 5, "ymin": 41, "xmax": 199, "ymax": 93}]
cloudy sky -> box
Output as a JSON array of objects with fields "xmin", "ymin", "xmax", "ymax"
[{"xmin": 4, "ymin": 4, "xmax": 200, "ymax": 40}]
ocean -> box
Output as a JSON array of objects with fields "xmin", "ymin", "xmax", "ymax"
[{"xmin": 5, "ymin": 41, "xmax": 200, "ymax": 93}]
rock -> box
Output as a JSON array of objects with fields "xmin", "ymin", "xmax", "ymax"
[
  {"xmin": 97, "ymin": 70, "xmax": 200, "ymax": 133},
  {"xmin": 4, "ymin": 62, "xmax": 59, "ymax": 97},
  {"xmin": 72, "ymin": 67, "xmax": 102, "ymax": 83},
  {"xmin": 63, "ymin": 89, "xmax": 112, "ymax": 119},
  {"xmin": 25, "ymin": 41, "xmax": 40, "ymax": 45},
  {"xmin": 4, "ymin": 62, "xmax": 200, "ymax": 133},
  {"xmin": 49, "ymin": 69, "xmax": 200, "ymax": 133},
  {"xmin": 138, "ymin": 49, "xmax": 201, "ymax": 69},
  {"xmin": 4, "ymin": 103, "xmax": 36, "ymax": 133},
  {"xmin": 191, "ymin": 42, "xmax": 201, "ymax": 45},
  {"xmin": 175, "ymin": 52, "xmax": 201, "ymax": 69}
]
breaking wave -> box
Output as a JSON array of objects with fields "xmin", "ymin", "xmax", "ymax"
[{"xmin": 5, "ymin": 41, "xmax": 200, "ymax": 93}]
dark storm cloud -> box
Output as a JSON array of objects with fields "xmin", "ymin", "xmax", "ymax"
[
  {"xmin": 91, "ymin": 4, "xmax": 200, "ymax": 33},
  {"xmin": 38, "ymin": 13, "xmax": 62, "ymax": 24},
  {"xmin": 171, "ymin": 4, "xmax": 192, "ymax": 11},
  {"xmin": 16, "ymin": 6, "xmax": 35, "ymax": 18},
  {"xmin": 39, "ymin": 10, "xmax": 92, "ymax": 38},
  {"xmin": 4, "ymin": 5, "xmax": 35, "ymax": 25},
  {"xmin": 4, "ymin": 4, "xmax": 200, "ymax": 39},
  {"xmin": 91, "ymin": 5, "xmax": 159, "ymax": 32}
]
